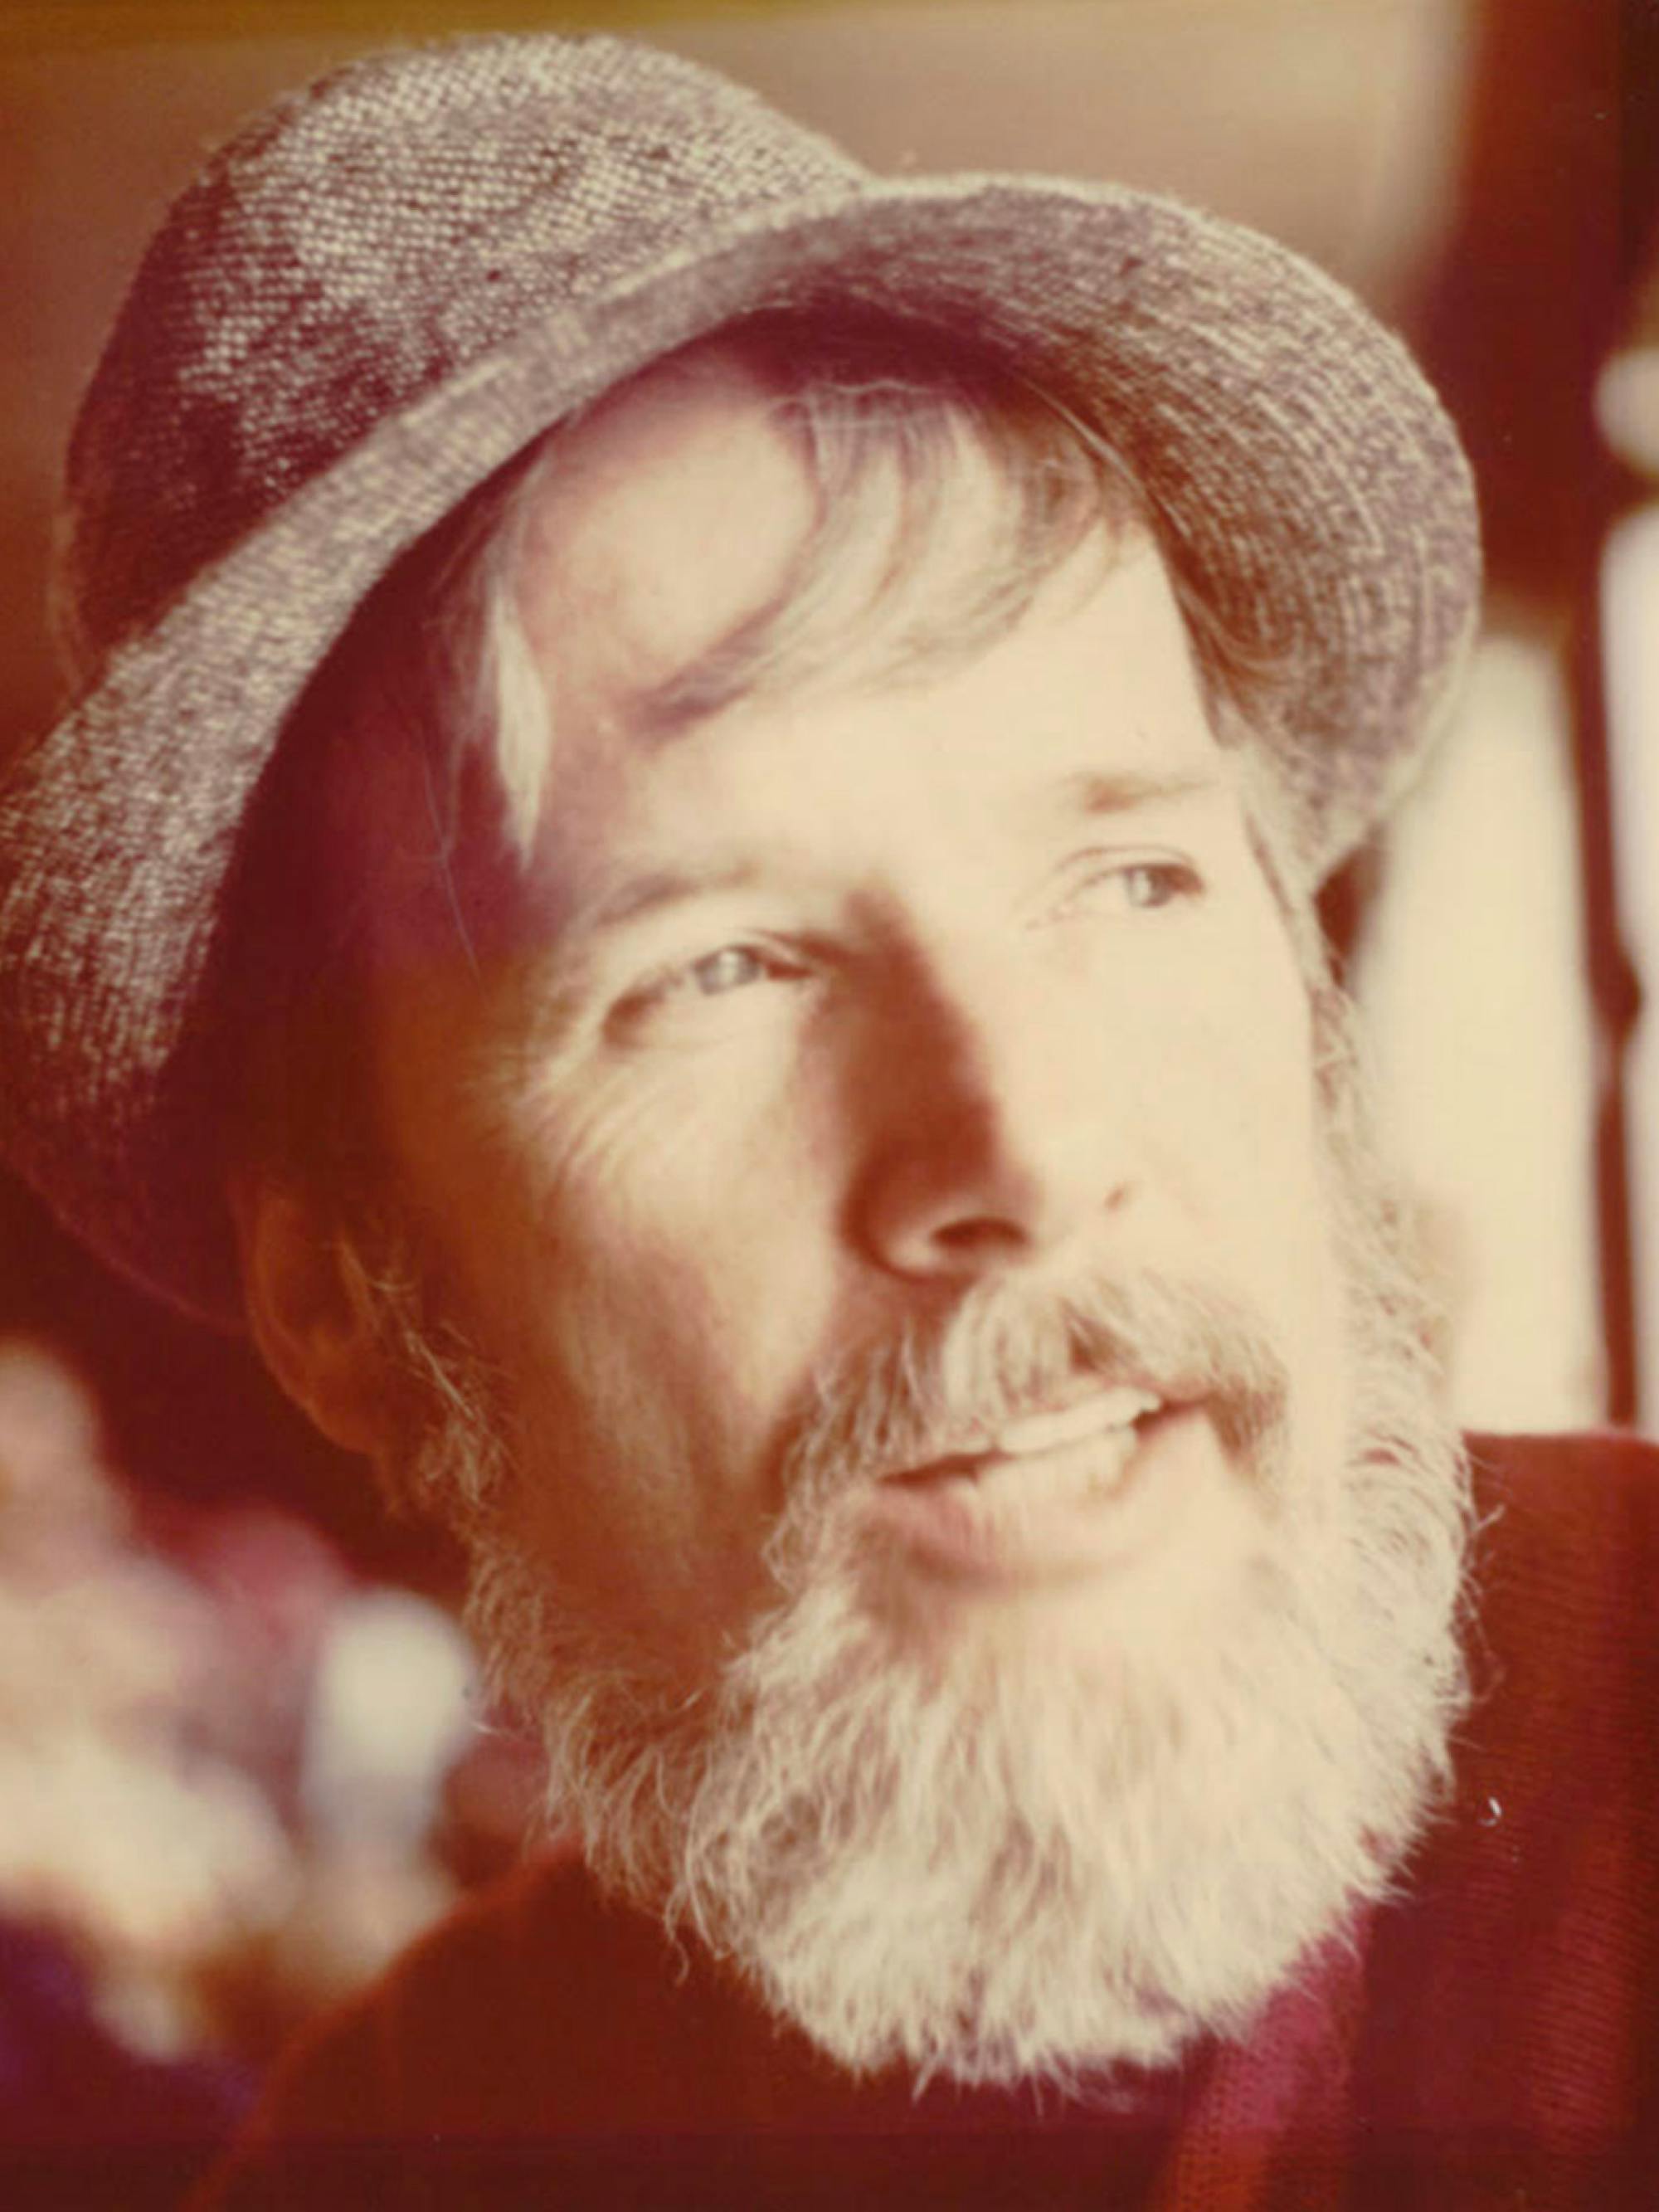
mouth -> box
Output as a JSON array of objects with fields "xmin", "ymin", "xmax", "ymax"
[
  {"xmin": 889, "ymin": 1382, "xmax": 1165, "ymax": 1493},
  {"xmin": 864, "ymin": 1381, "xmax": 1213, "ymax": 1590}
]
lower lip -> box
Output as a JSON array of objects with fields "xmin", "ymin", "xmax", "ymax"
[{"xmin": 857, "ymin": 1403, "xmax": 1218, "ymax": 1588}]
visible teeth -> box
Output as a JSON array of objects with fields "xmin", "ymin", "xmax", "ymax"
[
  {"xmin": 987, "ymin": 1386, "xmax": 1160, "ymax": 1458},
  {"xmin": 971, "ymin": 1420, "xmax": 1140, "ymax": 1505}
]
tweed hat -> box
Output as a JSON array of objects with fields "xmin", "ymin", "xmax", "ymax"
[{"xmin": 0, "ymin": 31, "xmax": 1479, "ymax": 1328}]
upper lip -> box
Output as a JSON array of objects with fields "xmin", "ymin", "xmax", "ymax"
[{"xmin": 886, "ymin": 1382, "xmax": 1165, "ymax": 1483}]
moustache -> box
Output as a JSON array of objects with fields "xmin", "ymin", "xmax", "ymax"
[{"xmin": 774, "ymin": 1269, "xmax": 1292, "ymax": 1523}]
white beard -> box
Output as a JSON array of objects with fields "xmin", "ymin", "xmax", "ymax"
[{"xmin": 440, "ymin": 1228, "xmax": 1470, "ymax": 2092}]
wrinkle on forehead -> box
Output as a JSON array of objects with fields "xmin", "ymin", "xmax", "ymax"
[
  {"xmin": 504, "ymin": 345, "xmax": 1129, "ymax": 852},
  {"xmin": 330, "ymin": 327, "xmax": 1185, "ymax": 998}
]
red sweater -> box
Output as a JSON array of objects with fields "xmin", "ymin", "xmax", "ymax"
[{"xmin": 192, "ymin": 1434, "xmax": 1659, "ymax": 2210}]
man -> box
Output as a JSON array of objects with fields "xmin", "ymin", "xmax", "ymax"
[{"xmin": 0, "ymin": 31, "xmax": 1652, "ymax": 2210}]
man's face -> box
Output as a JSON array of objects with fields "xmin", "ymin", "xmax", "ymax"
[{"xmin": 362, "ymin": 352, "xmax": 1352, "ymax": 1693}]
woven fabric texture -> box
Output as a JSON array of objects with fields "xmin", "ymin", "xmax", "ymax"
[{"xmin": 0, "ymin": 32, "xmax": 1480, "ymax": 1323}]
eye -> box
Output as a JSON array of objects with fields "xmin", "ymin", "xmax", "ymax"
[
  {"xmin": 609, "ymin": 938, "xmax": 813, "ymax": 1037},
  {"xmin": 1110, "ymin": 858, "xmax": 1200, "ymax": 910},
  {"xmin": 686, "ymin": 944, "xmax": 774, "ymax": 997},
  {"xmin": 1052, "ymin": 852, "xmax": 1204, "ymax": 921}
]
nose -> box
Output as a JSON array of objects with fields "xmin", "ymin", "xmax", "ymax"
[{"xmin": 850, "ymin": 947, "xmax": 1132, "ymax": 1284}]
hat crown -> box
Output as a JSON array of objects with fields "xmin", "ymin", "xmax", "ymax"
[
  {"xmin": 56, "ymin": 34, "xmax": 863, "ymax": 687},
  {"xmin": 3, "ymin": 32, "xmax": 1478, "ymax": 1325}
]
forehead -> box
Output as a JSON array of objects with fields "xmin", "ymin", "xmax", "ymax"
[
  {"xmin": 499, "ymin": 363, "xmax": 1227, "ymax": 927},
  {"xmin": 350, "ymin": 340, "xmax": 1245, "ymax": 984},
  {"xmin": 513, "ymin": 348, "xmax": 820, "ymax": 714}
]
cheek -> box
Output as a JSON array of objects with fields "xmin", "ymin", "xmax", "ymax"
[
  {"xmin": 1142, "ymin": 919, "xmax": 1331, "ymax": 1288},
  {"xmin": 1201, "ymin": 945, "xmax": 1355, "ymax": 1449},
  {"xmin": 1134, "ymin": 969, "xmax": 1354, "ymax": 1493},
  {"xmin": 479, "ymin": 1120, "xmax": 838, "ymax": 1667},
  {"xmin": 480, "ymin": 1042, "xmax": 851, "ymax": 1472}
]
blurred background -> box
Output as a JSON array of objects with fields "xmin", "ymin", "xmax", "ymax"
[{"xmin": 2, "ymin": 0, "xmax": 1656, "ymax": 2195}]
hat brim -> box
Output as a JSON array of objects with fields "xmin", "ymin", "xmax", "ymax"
[{"xmin": 0, "ymin": 168, "xmax": 1480, "ymax": 1325}]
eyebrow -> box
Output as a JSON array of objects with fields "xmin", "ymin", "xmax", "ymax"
[
  {"xmin": 580, "ymin": 857, "xmax": 772, "ymax": 937},
  {"xmin": 562, "ymin": 763, "xmax": 1229, "ymax": 948},
  {"xmin": 1049, "ymin": 765, "xmax": 1229, "ymax": 818}
]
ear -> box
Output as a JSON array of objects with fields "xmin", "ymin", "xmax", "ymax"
[{"xmin": 228, "ymin": 1172, "xmax": 391, "ymax": 1460}]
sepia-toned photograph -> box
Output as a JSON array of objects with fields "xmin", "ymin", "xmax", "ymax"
[{"xmin": 1, "ymin": 2, "xmax": 1653, "ymax": 2204}]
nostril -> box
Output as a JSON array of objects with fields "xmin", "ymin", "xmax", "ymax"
[{"xmin": 932, "ymin": 1216, "xmax": 1029, "ymax": 1256}]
